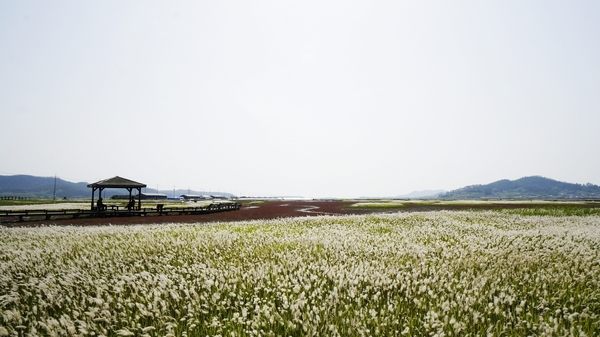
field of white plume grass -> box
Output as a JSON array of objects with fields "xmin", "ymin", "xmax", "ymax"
[{"xmin": 1, "ymin": 210, "xmax": 599, "ymax": 336}]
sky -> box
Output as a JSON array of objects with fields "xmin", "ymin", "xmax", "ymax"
[{"xmin": 1, "ymin": 1, "xmax": 600, "ymax": 198}]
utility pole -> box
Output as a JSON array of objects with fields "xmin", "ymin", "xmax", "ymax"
[{"xmin": 53, "ymin": 175, "xmax": 57, "ymax": 201}]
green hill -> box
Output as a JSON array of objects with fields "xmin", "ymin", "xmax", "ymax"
[
  {"xmin": 440, "ymin": 176, "xmax": 600, "ymax": 199},
  {"xmin": 0, "ymin": 175, "xmax": 90, "ymax": 199}
]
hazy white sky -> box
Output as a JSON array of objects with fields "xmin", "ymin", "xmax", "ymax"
[{"xmin": 1, "ymin": 1, "xmax": 599, "ymax": 198}]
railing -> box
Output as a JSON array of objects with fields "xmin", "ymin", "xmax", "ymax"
[
  {"xmin": 0, "ymin": 202, "xmax": 242, "ymax": 223},
  {"xmin": 0, "ymin": 196, "xmax": 31, "ymax": 200},
  {"xmin": 152, "ymin": 202, "xmax": 242, "ymax": 215}
]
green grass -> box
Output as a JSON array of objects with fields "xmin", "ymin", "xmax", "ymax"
[
  {"xmin": 0, "ymin": 199, "xmax": 89, "ymax": 206},
  {"xmin": 496, "ymin": 206, "xmax": 600, "ymax": 217},
  {"xmin": 347, "ymin": 201, "xmax": 406, "ymax": 208},
  {"xmin": 246, "ymin": 200, "xmax": 266, "ymax": 205},
  {"xmin": 349, "ymin": 200, "xmax": 600, "ymax": 213}
]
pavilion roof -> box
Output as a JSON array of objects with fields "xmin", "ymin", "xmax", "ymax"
[{"xmin": 87, "ymin": 176, "xmax": 147, "ymax": 188}]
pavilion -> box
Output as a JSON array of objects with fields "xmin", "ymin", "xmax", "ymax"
[{"xmin": 87, "ymin": 176, "xmax": 146, "ymax": 211}]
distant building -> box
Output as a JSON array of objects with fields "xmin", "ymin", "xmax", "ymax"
[
  {"xmin": 180, "ymin": 194, "xmax": 206, "ymax": 201},
  {"xmin": 137, "ymin": 192, "xmax": 168, "ymax": 200}
]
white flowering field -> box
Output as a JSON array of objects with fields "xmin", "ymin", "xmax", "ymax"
[{"xmin": 1, "ymin": 211, "xmax": 600, "ymax": 336}]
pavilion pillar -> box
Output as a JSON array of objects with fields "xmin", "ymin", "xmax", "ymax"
[
  {"xmin": 90, "ymin": 187, "xmax": 96, "ymax": 210},
  {"xmin": 126, "ymin": 188, "xmax": 133, "ymax": 212},
  {"xmin": 137, "ymin": 188, "xmax": 142, "ymax": 210}
]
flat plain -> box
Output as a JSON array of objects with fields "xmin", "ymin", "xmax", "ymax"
[{"xmin": 1, "ymin": 203, "xmax": 600, "ymax": 336}]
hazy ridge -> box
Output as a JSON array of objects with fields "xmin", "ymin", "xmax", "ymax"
[
  {"xmin": 2, "ymin": 175, "xmax": 600, "ymax": 200},
  {"xmin": 0, "ymin": 175, "xmax": 233, "ymax": 199}
]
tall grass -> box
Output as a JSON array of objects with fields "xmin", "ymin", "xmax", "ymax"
[{"xmin": 1, "ymin": 211, "xmax": 599, "ymax": 336}]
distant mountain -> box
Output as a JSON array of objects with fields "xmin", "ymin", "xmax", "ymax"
[
  {"xmin": 440, "ymin": 176, "xmax": 600, "ymax": 199},
  {"xmin": 0, "ymin": 175, "xmax": 235, "ymax": 199},
  {"xmin": 0, "ymin": 175, "xmax": 89, "ymax": 199},
  {"xmin": 395, "ymin": 190, "xmax": 447, "ymax": 199}
]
